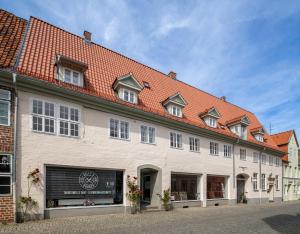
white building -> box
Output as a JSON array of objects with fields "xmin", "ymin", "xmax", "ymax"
[{"xmin": 0, "ymin": 15, "xmax": 284, "ymax": 219}]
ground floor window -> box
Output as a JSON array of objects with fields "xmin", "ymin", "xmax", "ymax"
[
  {"xmin": 0, "ymin": 154, "xmax": 12, "ymax": 195},
  {"xmin": 207, "ymin": 176, "xmax": 226, "ymax": 199},
  {"xmin": 46, "ymin": 166, "xmax": 123, "ymax": 208},
  {"xmin": 171, "ymin": 174, "xmax": 198, "ymax": 201}
]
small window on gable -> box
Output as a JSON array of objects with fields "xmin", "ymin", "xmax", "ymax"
[
  {"xmin": 113, "ymin": 73, "xmax": 143, "ymax": 105},
  {"xmin": 62, "ymin": 67, "xmax": 83, "ymax": 86},
  {"xmin": 227, "ymin": 115, "xmax": 250, "ymax": 140},
  {"xmin": 255, "ymin": 134, "xmax": 264, "ymax": 142},
  {"xmin": 199, "ymin": 107, "xmax": 220, "ymax": 128},
  {"xmin": 162, "ymin": 93, "xmax": 187, "ymax": 118}
]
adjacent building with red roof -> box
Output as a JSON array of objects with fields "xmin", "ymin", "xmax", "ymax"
[
  {"xmin": 271, "ymin": 130, "xmax": 300, "ymax": 201},
  {"xmin": 0, "ymin": 9, "xmax": 27, "ymax": 223},
  {"xmin": 0, "ymin": 9, "xmax": 288, "ymax": 220}
]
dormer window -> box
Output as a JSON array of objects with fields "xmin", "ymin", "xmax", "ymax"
[
  {"xmin": 250, "ymin": 127, "xmax": 265, "ymax": 142},
  {"xmin": 162, "ymin": 93, "xmax": 187, "ymax": 118},
  {"xmin": 120, "ymin": 88, "xmax": 137, "ymax": 104},
  {"xmin": 199, "ymin": 107, "xmax": 220, "ymax": 128},
  {"xmin": 113, "ymin": 73, "xmax": 143, "ymax": 105},
  {"xmin": 171, "ymin": 105, "xmax": 182, "ymax": 117},
  {"xmin": 226, "ymin": 115, "xmax": 250, "ymax": 140},
  {"xmin": 63, "ymin": 68, "xmax": 83, "ymax": 86},
  {"xmin": 55, "ymin": 54, "xmax": 88, "ymax": 87}
]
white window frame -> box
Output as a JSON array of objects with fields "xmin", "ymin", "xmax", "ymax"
[
  {"xmin": 170, "ymin": 105, "xmax": 182, "ymax": 117},
  {"xmin": 210, "ymin": 142, "xmax": 219, "ymax": 156},
  {"xmin": 261, "ymin": 154, "xmax": 267, "ymax": 165},
  {"xmin": 0, "ymin": 154, "xmax": 12, "ymax": 196},
  {"xmin": 189, "ymin": 137, "xmax": 200, "ymax": 152},
  {"xmin": 269, "ymin": 155, "xmax": 273, "ymax": 166},
  {"xmin": 252, "ymin": 173, "xmax": 258, "ymax": 191},
  {"xmin": 61, "ymin": 67, "xmax": 83, "ymax": 87},
  {"xmin": 261, "ymin": 174, "xmax": 266, "ymax": 190},
  {"xmin": 119, "ymin": 88, "xmax": 137, "ymax": 104},
  {"xmin": 224, "ymin": 145, "xmax": 232, "ymax": 158},
  {"xmin": 140, "ymin": 125, "xmax": 155, "ymax": 144},
  {"xmin": 240, "ymin": 148, "xmax": 247, "ymax": 161},
  {"xmin": 0, "ymin": 89, "xmax": 11, "ymax": 126},
  {"xmin": 109, "ymin": 118, "xmax": 130, "ymax": 140},
  {"xmin": 58, "ymin": 105, "xmax": 80, "ymax": 138},
  {"xmin": 253, "ymin": 152, "xmax": 259, "ymax": 163},
  {"xmin": 255, "ymin": 134, "xmax": 264, "ymax": 142},
  {"xmin": 275, "ymin": 157, "xmax": 280, "ymax": 167},
  {"xmin": 275, "ymin": 175, "xmax": 279, "ymax": 190},
  {"xmin": 170, "ymin": 132, "xmax": 182, "ymax": 149},
  {"xmin": 31, "ymin": 99, "xmax": 56, "ymax": 134}
]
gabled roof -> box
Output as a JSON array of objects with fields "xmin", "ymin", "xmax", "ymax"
[
  {"xmin": 225, "ymin": 115, "xmax": 250, "ymax": 126},
  {"xmin": 162, "ymin": 93, "xmax": 187, "ymax": 107},
  {"xmin": 250, "ymin": 126, "xmax": 265, "ymax": 135},
  {"xmin": 0, "ymin": 9, "xmax": 27, "ymax": 69},
  {"xmin": 199, "ymin": 107, "xmax": 221, "ymax": 119},
  {"xmin": 14, "ymin": 15, "xmax": 282, "ymax": 152},
  {"xmin": 112, "ymin": 73, "xmax": 143, "ymax": 92},
  {"xmin": 270, "ymin": 130, "xmax": 299, "ymax": 162}
]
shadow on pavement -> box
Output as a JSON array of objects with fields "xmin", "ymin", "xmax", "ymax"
[{"xmin": 262, "ymin": 213, "xmax": 300, "ymax": 234}]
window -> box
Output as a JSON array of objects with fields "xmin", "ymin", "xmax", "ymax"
[
  {"xmin": 59, "ymin": 105, "xmax": 80, "ymax": 137},
  {"xmin": 171, "ymin": 105, "xmax": 182, "ymax": 117},
  {"xmin": 0, "ymin": 155, "xmax": 12, "ymax": 195},
  {"xmin": 109, "ymin": 119, "xmax": 129, "ymax": 140},
  {"xmin": 253, "ymin": 152, "xmax": 259, "ymax": 163},
  {"xmin": 0, "ymin": 89, "xmax": 11, "ymax": 126},
  {"xmin": 189, "ymin": 137, "xmax": 200, "ymax": 152},
  {"xmin": 205, "ymin": 117, "xmax": 217, "ymax": 128},
  {"xmin": 207, "ymin": 176, "xmax": 226, "ymax": 199},
  {"xmin": 121, "ymin": 88, "xmax": 137, "ymax": 104},
  {"xmin": 269, "ymin": 156, "xmax": 273, "ymax": 166},
  {"xmin": 252, "ymin": 173, "xmax": 258, "ymax": 191},
  {"xmin": 255, "ymin": 134, "xmax": 264, "ymax": 142},
  {"xmin": 171, "ymin": 174, "xmax": 199, "ymax": 201},
  {"xmin": 170, "ymin": 132, "xmax": 182, "ymax": 149},
  {"xmin": 140, "ymin": 125, "xmax": 155, "ymax": 144},
  {"xmin": 275, "ymin": 175, "xmax": 279, "ymax": 190},
  {"xmin": 32, "ymin": 99, "xmax": 55, "ymax": 133},
  {"xmin": 240, "ymin": 148, "xmax": 246, "ymax": 161},
  {"xmin": 62, "ymin": 68, "xmax": 83, "ymax": 87},
  {"xmin": 210, "ymin": 142, "xmax": 219, "ymax": 156},
  {"xmin": 240, "ymin": 125, "xmax": 247, "ymax": 139},
  {"xmin": 224, "ymin": 145, "xmax": 232, "ymax": 158},
  {"xmin": 261, "ymin": 174, "xmax": 266, "ymax": 190},
  {"xmin": 261, "ymin": 154, "xmax": 266, "ymax": 164}
]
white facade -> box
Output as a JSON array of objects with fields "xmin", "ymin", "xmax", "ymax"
[{"xmin": 16, "ymin": 91, "xmax": 283, "ymax": 218}]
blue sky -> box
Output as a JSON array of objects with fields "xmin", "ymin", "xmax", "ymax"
[{"xmin": 2, "ymin": 0, "xmax": 300, "ymax": 137}]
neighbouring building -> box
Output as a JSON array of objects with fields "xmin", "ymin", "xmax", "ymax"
[
  {"xmin": 0, "ymin": 10, "xmax": 285, "ymax": 220},
  {"xmin": 271, "ymin": 130, "xmax": 300, "ymax": 201},
  {"xmin": 0, "ymin": 9, "xmax": 27, "ymax": 223}
]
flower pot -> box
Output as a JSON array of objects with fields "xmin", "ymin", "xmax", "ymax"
[
  {"xmin": 130, "ymin": 205, "xmax": 138, "ymax": 214},
  {"xmin": 163, "ymin": 203, "xmax": 172, "ymax": 211}
]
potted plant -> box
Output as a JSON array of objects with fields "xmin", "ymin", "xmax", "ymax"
[
  {"xmin": 17, "ymin": 168, "xmax": 40, "ymax": 222},
  {"xmin": 126, "ymin": 175, "xmax": 143, "ymax": 214},
  {"xmin": 157, "ymin": 188, "xmax": 172, "ymax": 211}
]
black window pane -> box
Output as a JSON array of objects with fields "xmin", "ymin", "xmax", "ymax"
[
  {"xmin": 0, "ymin": 186, "xmax": 10, "ymax": 194},
  {"xmin": 0, "ymin": 176, "xmax": 11, "ymax": 185}
]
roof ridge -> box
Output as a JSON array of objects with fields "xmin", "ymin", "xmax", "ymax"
[
  {"xmin": 0, "ymin": 8, "xmax": 27, "ymax": 22},
  {"xmin": 270, "ymin": 129, "xmax": 294, "ymax": 136}
]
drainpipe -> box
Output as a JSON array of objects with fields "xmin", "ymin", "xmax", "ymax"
[
  {"xmin": 233, "ymin": 138, "xmax": 239, "ymax": 203},
  {"xmin": 12, "ymin": 73, "xmax": 18, "ymax": 222},
  {"xmin": 259, "ymin": 151, "xmax": 262, "ymax": 205}
]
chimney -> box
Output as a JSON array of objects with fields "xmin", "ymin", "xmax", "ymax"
[
  {"xmin": 168, "ymin": 71, "xmax": 177, "ymax": 79},
  {"xmin": 83, "ymin": 30, "xmax": 92, "ymax": 42},
  {"xmin": 220, "ymin": 96, "xmax": 226, "ymax": 101}
]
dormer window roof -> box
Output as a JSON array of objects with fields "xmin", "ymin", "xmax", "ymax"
[
  {"xmin": 227, "ymin": 115, "xmax": 250, "ymax": 140},
  {"xmin": 112, "ymin": 73, "xmax": 143, "ymax": 104},
  {"xmin": 162, "ymin": 93, "xmax": 187, "ymax": 118},
  {"xmin": 199, "ymin": 107, "xmax": 220, "ymax": 128},
  {"xmin": 250, "ymin": 127, "xmax": 265, "ymax": 142},
  {"xmin": 55, "ymin": 55, "xmax": 87, "ymax": 87}
]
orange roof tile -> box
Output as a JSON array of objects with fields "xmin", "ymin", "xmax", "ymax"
[
  {"xmin": 0, "ymin": 9, "xmax": 27, "ymax": 69},
  {"xmin": 16, "ymin": 16, "xmax": 283, "ymax": 152},
  {"xmin": 270, "ymin": 130, "xmax": 294, "ymax": 146}
]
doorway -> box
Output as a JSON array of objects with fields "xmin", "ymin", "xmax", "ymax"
[
  {"xmin": 269, "ymin": 185, "xmax": 274, "ymax": 202},
  {"xmin": 237, "ymin": 174, "xmax": 248, "ymax": 203}
]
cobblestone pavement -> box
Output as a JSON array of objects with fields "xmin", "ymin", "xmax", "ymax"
[{"xmin": 1, "ymin": 202, "xmax": 300, "ymax": 234}]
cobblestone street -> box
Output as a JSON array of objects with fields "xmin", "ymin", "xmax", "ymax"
[{"xmin": 1, "ymin": 202, "xmax": 300, "ymax": 234}]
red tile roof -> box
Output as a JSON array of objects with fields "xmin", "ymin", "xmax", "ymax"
[
  {"xmin": 0, "ymin": 9, "xmax": 27, "ymax": 69},
  {"xmin": 16, "ymin": 16, "xmax": 283, "ymax": 152},
  {"xmin": 270, "ymin": 130, "xmax": 298, "ymax": 162}
]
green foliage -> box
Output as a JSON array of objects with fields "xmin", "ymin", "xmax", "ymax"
[
  {"xmin": 126, "ymin": 175, "xmax": 143, "ymax": 206},
  {"xmin": 157, "ymin": 188, "xmax": 171, "ymax": 210}
]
